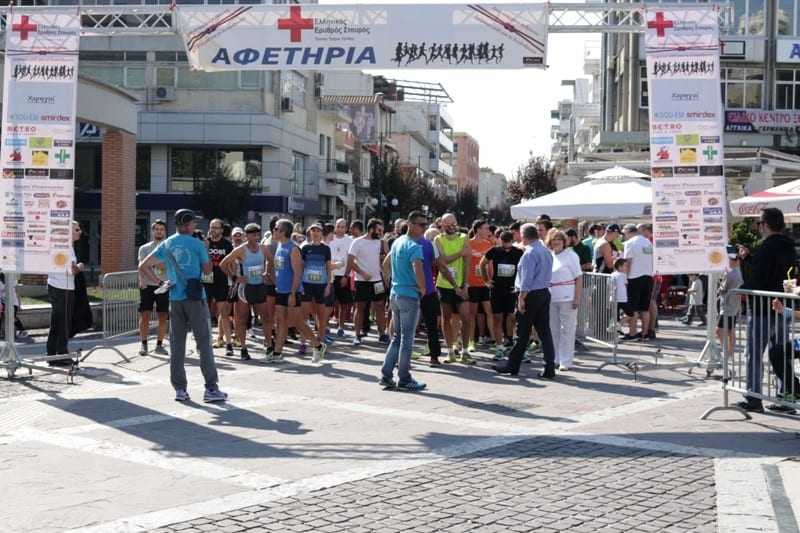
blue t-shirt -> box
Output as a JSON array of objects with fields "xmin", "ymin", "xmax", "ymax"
[
  {"xmin": 274, "ymin": 240, "xmax": 296, "ymax": 294},
  {"xmin": 390, "ymin": 235, "xmax": 423, "ymax": 299},
  {"xmin": 153, "ymin": 234, "xmax": 210, "ymax": 301},
  {"xmin": 301, "ymin": 243, "xmax": 331, "ymax": 285},
  {"xmin": 420, "ymin": 238, "xmax": 437, "ymax": 296}
]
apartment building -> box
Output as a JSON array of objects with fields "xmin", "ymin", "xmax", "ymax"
[
  {"xmin": 453, "ymin": 132, "xmax": 480, "ymax": 193},
  {"xmin": 478, "ymin": 168, "xmax": 507, "ymax": 210}
]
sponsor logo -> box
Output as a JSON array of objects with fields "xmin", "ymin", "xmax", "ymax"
[
  {"xmin": 702, "ymin": 145, "xmax": 719, "ymax": 161},
  {"xmin": 656, "ymin": 147, "xmax": 671, "ymax": 161},
  {"xmin": 700, "ymin": 136, "xmax": 721, "ymax": 143},
  {"xmin": 679, "ymin": 147, "xmax": 697, "ymax": 164},
  {"xmin": 49, "ymin": 169, "xmax": 73, "ymax": 180},
  {"xmin": 3, "ymin": 216, "xmax": 24, "ymax": 222},
  {"xmin": 689, "ymin": 198, "xmax": 702, "ymax": 206},
  {"xmin": 656, "ymin": 215, "xmax": 678, "ymax": 222},
  {"xmin": 50, "ymin": 237, "xmax": 69, "ymax": 244},
  {"xmin": 8, "ymin": 112, "xmax": 71, "ymax": 123},
  {"xmin": 49, "ymin": 228, "xmax": 69, "ymax": 235},
  {"xmin": 657, "ymin": 239, "xmax": 680, "ymax": 247},
  {"xmin": 7, "ymin": 149, "xmax": 23, "ymax": 164},
  {"xmin": 699, "ymin": 165, "xmax": 724, "ymax": 176},
  {"xmin": 671, "ymin": 91, "xmax": 699, "ymax": 102},
  {"xmin": 11, "ymin": 15, "xmax": 38, "ymax": 41},
  {"xmin": 655, "ymin": 231, "xmax": 679, "ymax": 238},
  {"xmin": 4, "ymin": 137, "xmax": 26, "ymax": 148},
  {"xmin": 53, "ymin": 139, "xmax": 73, "ymax": 148},
  {"xmin": 50, "ymin": 209, "xmax": 70, "ymax": 218},
  {"xmin": 24, "ymin": 168, "xmax": 48, "ymax": 178},
  {"xmin": 53, "ymin": 149, "xmax": 70, "ymax": 165},
  {"xmin": 675, "ymin": 166, "xmax": 699, "ymax": 176},
  {"xmin": 50, "ymin": 218, "xmax": 70, "ymax": 226},
  {"xmin": 707, "ymin": 197, "xmax": 720, "ymax": 206},
  {"xmin": 704, "ymin": 217, "xmax": 723, "ymax": 223},
  {"xmin": 703, "ymin": 207, "xmax": 723, "ymax": 215},
  {"xmin": 31, "ymin": 150, "xmax": 48, "ymax": 167},
  {"xmin": 28, "ymin": 137, "xmax": 52, "ymax": 149},
  {"xmin": 652, "ymin": 136, "xmax": 673, "ymax": 144},
  {"xmin": 32, "ymin": 192, "xmax": 50, "ymax": 198},
  {"xmin": 706, "ymin": 226, "xmax": 724, "ymax": 233},
  {"xmin": 2, "ymin": 168, "xmax": 23, "ymax": 179},
  {"xmin": 37, "ymin": 199, "xmax": 49, "ymax": 208},
  {"xmin": 685, "ymin": 190, "xmax": 702, "ymax": 196},
  {"xmin": 651, "ymin": 167, "xmax": 674, "ymax": 177},
  {"xmin": 675, "ymin": 134, "xmax": 700, "ymax": 145},
  {"xmin": 1, "ymin": 240, "xmax": 24, "ymax": 247},
  {"xmin": 55, "ymin": 199, "xmax": 67, "ymax": 208},
  {"xmin": 1, "ymin": 231, "xmax": 24, "ymax": 239}
]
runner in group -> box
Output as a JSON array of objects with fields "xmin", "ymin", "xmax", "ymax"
[
  {"xmin": 220, "ymin": 223, "xmax": 270, "ymax": 361},
  {"xmin": 204, "ymin": 218, "xmax": 234, "ymax": 356},
  {"xmin": 260, "ymin": 218, "xmax": 279, "ymax": 352},
  {"xmin": 228, "ymin": 227, "xmax": 246, "ymax": 347},
  {"xmin": 137, "ymin": 219, "xmax": 169, "ymax": 356},
  {"xmin": 419, "ymin": 226, "xmax": 444, "ymax": 367},
  {"xmin": 435, "ymin": 213, "xmax": 471, "ymax": 363},
  {"xmin": 480, "ymin": 230, "xmax": 524, "ymax": 360},
  {"xmin": 465, "ymin": 219, "xmax": 495, "ymax": 358},
  {"xmin": 272, "ymin": 218, "xmax": 317, "ymax": 361},
  {"xmin": 346, "ymin": 218, "xmax": 388, "ymax": 346},
  {"xmin": 301, "ymin": 222, "xmax": 333, "ymax": 363},
  {"xmin": 329, "ymin": 218, "xmax": 354, "ymax": 338}
]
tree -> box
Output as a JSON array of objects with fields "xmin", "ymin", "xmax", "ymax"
[
  {"xmin": 454, "ymin": 186, "xmax": 482, "ymax": 226},
  {"xmin": 193, "ymin": 174, "xmax": 255, "ymax": 227},
  {"xmin": 506, "ymin": 152, "xmax": 555, "ymax": 206}
]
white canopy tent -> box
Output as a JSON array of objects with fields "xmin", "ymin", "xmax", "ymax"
[
  {"xmin": 729, "ymin": 179, "xmax": 800, "ymax": 218},
  {"xmin": 510, "ymin": 166, "xmax": 653, "ymax": 221}
]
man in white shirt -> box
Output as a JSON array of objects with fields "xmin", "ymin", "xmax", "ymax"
[
  {"xmin": 345, "ymin": 218, "xmax": 388, "ymax": 345},
  {"xmin": 622, "ymin": 224, "xmax": 654, "ymax": 340},
  {"xmin": 329, "ymin": 218, "xmax": 354, "ymax": 337},
  {"xmin": 46, "ymin": 221, "xmax": 83, "ymax": 365}
]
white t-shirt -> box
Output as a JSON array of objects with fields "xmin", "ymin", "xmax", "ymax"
[
  {"xmin": 47, "ymin": 248, "xmax": 77, "ymax": 291},
  {"xmin": 623, "ymin": 234, "xmax": 653, "ymax": 279},
  {"xmin": 330, "ymin": 234, "xmax": 354, "ymax": 277},
  {"xmin": 611, "ymin": 271, "xmax": 628, "ymax": 303},
  {"xmin": 348, "ymin": 236, "xmax": 383, "ymax": 282},
  {"xmin": 549, "ymin": 248, "xmax": 581, "ymax": 302}
]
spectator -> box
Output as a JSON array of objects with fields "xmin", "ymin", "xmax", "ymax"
[
  {"xmin": 680, "ymin": 274, "xmax": 706, "ymax": 326},
  {"xmin": 737, "ymin": 208, "xmax": 797, "ymax": 413},
  {"xmin": 593, "ymin": 224, "xmax": 620, "ymax": 274},
  {"xmin": 716, "ymin": 247, "xmax": 743, "ymax": 360},
  {"xmin": 46, "ymin": 221, "xmax": 83, "ymax": 366},
  {"xmin": 622, "ymin": 224, "xmax": 654, "ymax": 340},
  {"xmin": 566, "ymin": 228, "xmax": 592, "ymax": 272},
  {"xmin": 546, "ymin": 230, "xmax": 582, "ymax": 371}
]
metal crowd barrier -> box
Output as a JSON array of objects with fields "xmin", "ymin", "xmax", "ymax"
[
  {"xmin": 702, "ymin": 288, "xmax": 800, "ymax": 419},
  {"xmin": 81, "ymin": 270, "xmax": 154, "ymax": 362},
  {"xmin": 576, "ymin": 273, "xmax": 620, "ymax": 368}
]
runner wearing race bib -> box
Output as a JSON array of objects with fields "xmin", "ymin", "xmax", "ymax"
[
  {"xmin": 301, "ymin": 222, "xmax": 333, "ymax": 363},
  {"xmin": 481, "ymin": 230, "xmax": 524, "ymax": 360},
  {"xmin": 434, "ymin": 213, "xmax": 470, "ymax": 363},
  {"xmin": 464, "ymin": 219, "xmax": 495, "ymax": 360},
  {"xmin": 345, "ymin": 218, "xmax": 389, "ymax": 345}
]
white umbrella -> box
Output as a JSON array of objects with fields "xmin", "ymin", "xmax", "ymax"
[
  {"xmin": 584, "ymin": 165, "xmax": 651, "ymax": 181},
  {"xmin": 729, "ymin": 178, "xmax": 800, "ymax": 217},
  {"xmin": 510, "ymin": 172, "xmax": 652, "ymax": 221}
]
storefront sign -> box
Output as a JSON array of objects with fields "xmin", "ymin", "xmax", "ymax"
[
  {"xmin": 724, "ymin": 110, "xmax": 800, "ymax": 134},
  {"xmin": 646, "ymin": 8, "xmax": 729, "ymax": 274},
  {"xmin": 777, "ymin": 38, "xmax": 800, "ymax": 63},
  {"xmin": 0, "ymin": 10, "xmax": 79, "ymax": 274},
  {"xmin": 177, "ymin": 3, "xmax": 548, "ymax": 71}
]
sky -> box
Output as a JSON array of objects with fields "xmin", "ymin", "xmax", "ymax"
[{"xmin": 323, "ymin": 0, "xmax": 599, "ymax": 180}]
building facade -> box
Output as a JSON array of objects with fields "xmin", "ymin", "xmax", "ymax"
[
  {"xmin": 478, "ymin": 167, "xmax": 507, "ymax": 210},
  {"xmin": 453, "ymin": 132, "xmax": 480, "ymax": 193}
]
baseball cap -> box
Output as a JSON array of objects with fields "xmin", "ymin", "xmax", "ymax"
[
  {"xmin": 606, "ymin": 223, "xmax": 621, "ymax": 233},
  {"xmin": 727, "ymin": 245, "xmax": 738, "ymax": 259},
  {"xmin": 174, "ymin": 209, "xmax": 198, "ymax": 226},
  {"xmin": 622, "ymin": 223, "xmax": 637, "ymax": 233},
  {"xmin": 244, "ymin": 223, "xmax": 261, "ymax": 234},
  {"xmin": 307, "ymin": 222, "xmax": 324, "ymax": 232},
  {"xmin": 231, "ymin": 226, "xmax": 244, "ymax": 236}
]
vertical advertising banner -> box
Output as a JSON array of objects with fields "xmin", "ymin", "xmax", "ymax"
[
  {"xmin": 645, "ymin": 8, "xmax": 728, "ymax": 274},
  {"xmin": 0, "ymin": 10, "xmax": 80, "ymax": 274}
]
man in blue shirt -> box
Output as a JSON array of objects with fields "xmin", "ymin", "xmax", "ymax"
[
  {"xmin": 380, "ymin": 210, "xmax": 428, "ymax": 392},
  {"xmin": 493, "ymin": 223, "xmax": 557, "ymax": 379},
  {"xmin": 139, "ymin": 209, "xmax": 227, "ymax": 403}
]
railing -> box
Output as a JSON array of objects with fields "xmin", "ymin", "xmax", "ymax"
[
  {"xmin": 702, "ymin": 288, "xmax": 800, "ymax": 419},
  {"xmin": 576, "ymin": 272, "xmax": 618, "ymax": 362}
]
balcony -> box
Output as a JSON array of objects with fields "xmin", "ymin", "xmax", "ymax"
[
  {"xmin": 428, "ymin": 129, "xmax": 454, "ymax": 154},
  {"xmin": 337, "ymin": 183, "xmax": 356, "ymax": 209},
  {"xmin": 335, "ymin": 128, "xmax": 355, "ymax": 150},
  {"xmin": 430, "ymin": 156, "xmax": 453, "ymax": 178},
  {"xmin": 319, "ymin": 159, "xmax": 353, "ymax": 184}
]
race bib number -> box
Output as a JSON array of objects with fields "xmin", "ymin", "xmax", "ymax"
[
  {"xmin": 274, "ymin": 256, "xmax": 284, "ymax": 271},
  {"xmin": 448, "ymin": 267, "xmax": 458, "ymax": 281},
  {"xmin": 306, "ymin": 268, "xmax": 323, "ymax": 283},
  {"xmin": 201, "ymin": 271, "xmax": 214, "ymax": 284},
  {"xmin": 474, "ymin": 263, "xmax": 482, "ymax": 276},
  {"xmin": 153, "ymin": 265, "xmax": 165, "ymax": 280},
  {"xmin": 247, "ymin": 265, "xmax": 263, "ymax": 284},
  {"xmin": 374, "ymin": 281, "xmax": 385, "ymax": 294},
  {"xmin": 497, "ymin": 263, "xmax": 516, "ymax": 277}
]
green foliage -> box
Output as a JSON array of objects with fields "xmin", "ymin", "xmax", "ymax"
[
  {"xmin": 454, "ymin": 186, "xmax": 482, "ymax": 226},
  {"xmin": 729, "ymin": 219, "xmax": 760, "ymax": 250},
  {"xmin": 506, "ymin": 153, "xmax": 555, "ymax": 205},
  {"xmin": 193, "ymin": 174, "xmax": 255, "ymax": 227}
]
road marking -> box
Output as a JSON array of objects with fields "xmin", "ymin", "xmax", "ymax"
[
  {"xmin": 14, "ymin": 427, "xmax": 286, "ymax": 490},
  {"xmin": 716, "ymin": 457, "xmax": 781, "ymax": 533}
]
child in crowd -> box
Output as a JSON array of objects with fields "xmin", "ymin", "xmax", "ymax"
[
  {"xmin": 716, "ymin": 248, "xmax": 743, "ymax": 355},
  {"xmin": 681, "ymin": 274, "xmax": 706, "ymax": 326},
  {"xmin": 612, "ymin": 258, "xmax": 635, "ymax": 338}
]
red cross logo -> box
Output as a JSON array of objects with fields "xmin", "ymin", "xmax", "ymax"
[
  {"xmin": 278, "ymin": 6, "xmax": 314, "ymax": 43},
  {"xmin": 12, "ymin": 15, "xmax": 38, "ymax": 41},
  {"xmin": 648, "ymin": 12, "xmax": 674, "ymax": 38}
]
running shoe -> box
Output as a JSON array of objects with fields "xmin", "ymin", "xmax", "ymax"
[
  {"xmin": 212, "ymin": 339, "xmax": 225, "ymax": 349},
  {"xmin": 139, "ymin": 343, "xmax": 148, "ymax": 356},
  {"xmin": 240, "ymin": 347, "xmax": 251, "ymax": 361},
  {"xmin": 411, "ymin": 351, "xmax": 423, "ymax": 361},
  {"xmin": 225, "ymin": 343, "xmax": 234, "ymax": 357},
  {"xmin": 174, "ymin": 389, "xmax": 190, "ymax": 402},
  {"xmin": 379, "ymin": 334, "xmax": 390, "ymax": 344},
  {"xmin": 203, "ymin": 387, "xmax": 228, "ymax": 403},
  {"xmin": 397, "ymin": 380, "xmax": 427, "ymax": 392},
  {"xmin": 324, "ymin": 334, "xmax": 335, "ymax": 344},
  {"xmin": 379, "ymin": 376, "xmax": 396, "ymax": 389},
  {"xmin": 154, "ymin": 344, "xmax": 168, "ymax": 355},
  {"xmin": 352, "ymin": 336, "xmax": 362, "ymax": 346},
  {"xmin": 298, "ymin": 344, "xmax": 308, "ymax": 356},
  {"xmin": 459, "ymin": 352, "xmax": 476, "ymax": 365},
  {"xmin": 467, "ymin": 341, "xmax": 476, "ymax": 354},
  {"xmin": 493, "ymin": 346, "xmax": 507, "ymax": 361},
  {"xmin": 447, "ymin": 349, "xmax": 458, "ymax": 363},
  {"xmin": 336, "ymin": 328, "xmax": 346, "ymax": 338}
]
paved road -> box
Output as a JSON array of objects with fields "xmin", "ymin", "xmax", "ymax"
[{"xmin": 0, "ymin": 318, "xmax": 798, "ymax": 533}]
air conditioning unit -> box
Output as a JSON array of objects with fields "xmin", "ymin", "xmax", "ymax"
[
  {"xmin": 314, "ymin": 72, "xmax": 324, "ymax": 86},
  {"xmin": 281, "ymin": 96, "xmax": 294, "ymax": 112},
  {"xmin": 150, "ymin": 86, "xmax": 176, "ymax": 102}
]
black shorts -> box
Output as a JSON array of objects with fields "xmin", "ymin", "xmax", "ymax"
[
  {"xmin": 717, "ymin": 315, "xmax": 737, "ymax": 330},
  {"xmin": 438, "ymin": 287, "xmax": 464, "ymax": 313},
  {"xmin": 139, "ymin": 286, "xmax": 169, "ymax": 313},
  {"xmin": 627, "ymin": 276, "xmax": 654, "ymax": 312},
  {"xmin": 355, "ymin": 280, "xmax": 387, "ymax": 303},
  {"xmin": 618, "ymin": 302, "xmax": 635, "ymax": 317},
  {"xmin": 334, "ymin": 276, "xmax": 353, "ymax": 304},
  {"xmin": 204, "ymin": 279, "xmax": 230, "ymax": 303},
  {"xmin": 303, "ymin": 283, "xmax": 334, "ymax": 306},
  {"xmin": 276, "ymin": 291, "xmax": 302, "ymax": 307},
  {"xmin": 244, "ymin": 284, "xmax": 268, "ymax": 305},
  {"xmin": 491, "ymin": 289, "xmax": 516, "ymax": 315},
  {"xmin": 468, "ymin": 286, "xmax": 491, "ymax": 303}
]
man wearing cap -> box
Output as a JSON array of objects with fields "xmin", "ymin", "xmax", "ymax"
[
  {"xmin": 593, "ymin": 224, "xmax": 621, "ymax": 274},
  {"xmin": 622, "ymin": 224, "xmax": 654, "ymax": 340},
  {"xmin": 139, "ymin": 209, "xmax": 227, "ymax": 403}
]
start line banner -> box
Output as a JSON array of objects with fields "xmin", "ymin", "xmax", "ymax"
[
  {"xmin": 177, "ymin": 3, "xmax": 548, "ymax": 71},
  {"xmin": 645, "ymin": 7, "xmax": 728, "ymax": 274},
  {"xmin": 0, "ymin": 10, "xmax": 79, "ymax": 274}
]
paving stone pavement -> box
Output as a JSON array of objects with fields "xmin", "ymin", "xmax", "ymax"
[{"xmin": 151, "ymin": 436, "xmax": 717, "ymax": 533}]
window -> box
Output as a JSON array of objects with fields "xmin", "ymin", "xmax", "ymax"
[
  {"xmin": 177, "ymin": 67, "xmax": 238, "ymax": 90},
  {"xmin": 240, "ymin": 71, "xmax": 261, "ymax": 89},
  {"xmin": 281, "ymin": 71, "xmax": 307, "ymax": 108},
  {"xmin": 640, "ymin": 64, "xmax": 649, "ymax": 108},
  {"xmin": 776, "ymin": 69, "xmax": 800, "ymax": 109},
  {"xmin": 778, "ymin": 0, "xmax": 795, "ymax": 35},
  {"xmin": 125, "ymin": 66, "xmax": 146, "ymax": 89},
  {"xmin": 156, "ymin": 67, "xmax": 176, "ymax": 87},
  {"xmin": 170, "ymin": 147, "xmax": 262, "ymax": 192},
  {"xmin": 721, "ymin": 68, "xmax": 763, "ymax": 109},
  {"xmin": 136, "ymin": 145, "xmax": 151, "ymax": 191},
  {"xmin": 292, "ymin": 152, "xmax": 307, "ymax": 195},
  {"xmin": 75, "ymin": 144, "xmax": 102, "ymax": 190},
  {"xmin": 319, "ymin": 134, "xmax": 325, "ymax": 156},
  {"xmin": 80, "ymin": 65, "xmax": 124, "ymax": 86},
  {"xmin": 732, "ymin": 0, "xmax": 766, "ymax": 34}
]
